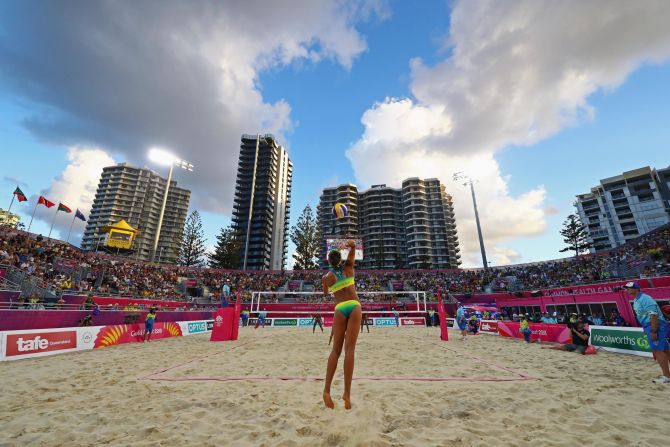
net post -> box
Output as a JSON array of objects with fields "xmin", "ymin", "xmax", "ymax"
[{"xmin": 437, "ymin": 291, "xmax": 449, "ymax": 341}]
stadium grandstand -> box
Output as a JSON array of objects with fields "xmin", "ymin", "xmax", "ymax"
[{"xmin": 1, "ymin": 223, "xmax": 668, "ymax": 330}]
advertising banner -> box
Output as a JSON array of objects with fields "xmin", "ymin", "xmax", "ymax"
[
  {"xmin": 478, "ymin": 320, "xmax": 499, "ymax": 335},
  {"xmin": 5, "ymin": 330, "xmax": 77, "ymax": 358},
  {"xmin": 1, "ymin": 326, "xmax": 104, "ymax": 360},
  {"xmin": 94, "ymin": 322, "xmax": 183, "ymax": 348},
  {"xmin": 298, "ymin": 318, "xmax": 316, "ymax": 327},
  {"xmin": 273, "ymin": 318, "xmax": 298, "ymax": 327},
  {"xmin": 497, "ymin": 321, "xmax": 572, "ymax": 343},
  {"xmin": 1, "ymin": 320, "xmax": 210, "ymax": 362},
  {"xmin": 248, "ymin": 318, "xmax": 273, "ymax": 327},
  {"xmin": 372, "ymin": 318, "xmax": 398, "ymax": 327},
  {"xmin": 589, "ymin": 325, "xmax": 652, "ymax": 358},
  {"xmin": 325, "ymin": 238, "xmax": 364, "ymax": 260},
  {"xmin": 184, "ymin": 320, "xmax": 208, "ymax": 335},
  {"xmin": 400, "ymin": 317, "xmax": 426, "ymax": 326},
  {"xmin": 445, "ymin": 318, "xmax": 456, "ymax": 328}
]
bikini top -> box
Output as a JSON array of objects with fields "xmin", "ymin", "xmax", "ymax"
[{"xmin": 329, "ymin": 267, "xmax": 354, "ymax": 293}]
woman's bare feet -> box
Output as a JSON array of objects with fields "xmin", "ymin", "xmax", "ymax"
[
  {"xmin": 342, "ymin": 394, "xmax": 352, "ymax": 410},
  {"xmin": 323, "ymin": 391, "xmax": 335, "ymax": 409}
]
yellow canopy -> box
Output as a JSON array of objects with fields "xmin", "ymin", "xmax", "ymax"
[{"xmin": 101, "ymin": 219, "xmax": 139, "ymax": 235}]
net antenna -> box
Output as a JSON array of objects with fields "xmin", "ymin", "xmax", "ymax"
[{"xmin": 250, "ymin": 291, "xmax": 426, "ymax": 315}]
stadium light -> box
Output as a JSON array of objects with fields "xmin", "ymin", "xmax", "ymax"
[
  {"xmin": 148, "ymin": 148, "xmax": 176, "ymax": 166},
  {"xmin": 453, "ymin": 172, "xmax": 488, "ymax": 270},
  {"xmin": 147, "ymin": 148, "xmax": 195, "ymax": 263}
]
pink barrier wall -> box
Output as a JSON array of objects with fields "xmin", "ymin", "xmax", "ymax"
[
  {"xmin": 457, "ymin": 276, "xmax": 670, "ymax": 302},
  {"xmin": 62, "ymin": 294, "xmax": 192, "ymax": 308},
  {"xmin": 0, "ymin": 310, "xmax": 214, "ymax": 331},
  {"xmin": 496, "ymin": 286, "xmax": 670, "ymax": 327},
  {"xmin": 498, "ymin": 321, "xmax": 572, "ymax": 343}
]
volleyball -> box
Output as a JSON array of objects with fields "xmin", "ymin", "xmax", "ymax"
[{"xmin": 332, "ymin": 202, "xmax": 348, "ymax": 219}]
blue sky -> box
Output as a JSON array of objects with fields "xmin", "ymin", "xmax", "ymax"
[{"xmin": 1, "ymin": 1, "xmax": 669, "ymax": 267}]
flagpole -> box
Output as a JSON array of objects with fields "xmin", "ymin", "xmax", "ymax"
[
  {"xmin": 66, "ymin": 212, "xmax": 77, "ymax": 243},
  {"xmin": 27, "ymin": 200, "xmax": 39, "ymax": 233},
  {"xmin": 7, "ymin": 193, "xmax": 15, "ymax": 214},
  {"xmin": 48, "ymin": 209, "xmax": 59, "ymax": 239}
]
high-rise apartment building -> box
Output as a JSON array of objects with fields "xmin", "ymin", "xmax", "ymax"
[
  {"xmin": 232, "ymin": 134, "xmax": 292, "ymax": 270},
  {"xmin": 576, "ymin": 166, "xmax": 670, "ymax": 252},
  {"xmin": 81, "ymin": 163, "xmax": 190, "ymax": 264},
  {"xmin": 317, "ymin": 178, "xmax": 461, "ymax": 269}
]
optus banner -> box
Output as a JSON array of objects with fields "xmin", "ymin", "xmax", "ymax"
[
  {"xmin": 94, "ymin": 322, "xmax": 183, "ymax": 348},
  {"xmin": 373, "ymin": 318, "xmax": 398, "ymax": 327},
  {"xmin": 589, "ymin": 325, "xmax": 652, "ymax": 358},
  {"xmin": 498, "ymin": 321, "xmax": 572, "ymax": 343}
]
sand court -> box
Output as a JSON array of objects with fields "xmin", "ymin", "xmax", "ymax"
[{"xmin": 0, "ymin": 327, "xmax": 666, "ymax": 446}]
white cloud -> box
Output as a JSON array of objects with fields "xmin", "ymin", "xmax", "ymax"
[
  {"xmin": 30, "ymin": 147, "xmax": 115, "ymax": 241},
  {"xmin": 347, "ymin": 0, "xmax": 670, "ymax": 266},
  {"xmin": 0, "ymin": 0, "xmax": 389, "ymax": 215}
]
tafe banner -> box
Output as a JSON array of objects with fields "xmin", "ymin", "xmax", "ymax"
[
  {"xmin": 478, "ymin": 320, "xmax": 499, "ymax": 335},
  {"xmin": 497, "ymin": 321, "xmax": 572, "ymax": 343}
]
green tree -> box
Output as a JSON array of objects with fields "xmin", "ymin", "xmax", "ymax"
[
  {"xmin": 178, "ymin": 210, "xmax": 207, "ymax": 266},
  {"xmin": 291, "ymin": 205, "xmax": 321, "ymax": 270},
  {"xmin": 208, "ymin": 225, "xmax": 242, "ymax": 269},
  {"xmin": 559, "ymin": 214, "xmax": 592, "ymax": 257}
]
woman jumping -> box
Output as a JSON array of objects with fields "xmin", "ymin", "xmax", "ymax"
[{"xmin": 321, "ymin": 239, "xmax": 362, "ymax": 410}]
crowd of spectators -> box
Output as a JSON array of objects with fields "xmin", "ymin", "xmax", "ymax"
[
  {"xmin": 0, "ymin": 223, "xmax": 668, "ymax": 302},
  {"xmin": 499, "ymin": 309, "xmax": 630, "ymax": 327}
]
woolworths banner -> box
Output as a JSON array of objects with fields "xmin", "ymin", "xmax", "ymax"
[{"xmin": 589, "ymin": 326, "xmax": 652, "ymax": 358}]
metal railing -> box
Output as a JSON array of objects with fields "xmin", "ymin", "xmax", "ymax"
[{"xmin": 0, "ymin": 301, "xmax": 219, "ymax": 312}]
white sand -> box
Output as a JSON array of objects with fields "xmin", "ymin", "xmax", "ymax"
[{"xmin": 0, "ymin": 327, "xmax": 666, "ymax": 446}]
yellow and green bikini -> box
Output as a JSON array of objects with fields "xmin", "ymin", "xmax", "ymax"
[{"xmin": 330, "ymin": 267, "xmax": 360, "ymax": 318}]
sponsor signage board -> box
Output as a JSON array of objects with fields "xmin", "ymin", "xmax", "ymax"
[
  {"xmin": 273, "ymin": 318, "xmax": 298, "ymax": 327},
  {"xmin": 325, "ymin": 238, "xmax": 364, "ymax": 260},
  {"xmin": 478, "ymin": 320, "xmax": 499, "ymax": 335},
  {"xmin": 187, "ymin": 321, "xmax": 208, "ymax": 334},
  {"xmin": 5, "ymin": 330, "xmax": 77, "ymax": 358},
  {"xmin": 206, "ymin": 320, "xmax": 214, "ymax": 331},
  {"xmin": 298, "ymin": 318, "xmax": 315, "ymax": 327},
  {"xmin": 400, "ymin": 317, "xmax": 426, "ymax": 326},
  {"xmin": 589, "ymin": 325, "xmax": 652, "ymax": 358},
  {"xmin": 445, "ymin": 318, "xmax": 456, "ymax": 328},
  {"xmin": 0, "ymin": 320, "xmax": 212, "ymax": 362},
  {"xmin": 373, "ymin": 318, "xmax": 397, "ymax": 327},
  {"xmin": 248, "ymin": 318, "xmax": 273, "ymax": 327}
]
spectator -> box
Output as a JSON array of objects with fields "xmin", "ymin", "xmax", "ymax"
[
  {"xmin": 519, "ymin": 316, "xmax": 532, "ymax": 343},
  {"xmin": 626, "ymin": 282, "xmax": 670, "ymax": 384},
  {"xmin": 546, "ymin": 320, "xmax": 590, "ymax": 354},
  {"xmin": 78, "ymin": 314, "xmax": 92, "ymax": 327}
]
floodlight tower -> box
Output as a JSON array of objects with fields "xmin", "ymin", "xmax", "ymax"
[
  {"xmin": 453, "ymin": 172, "xmax": 488, "ymax": 270},
  {"xmin": 148, "ymin": 148, "xmax": 194, "ymax": 263}
]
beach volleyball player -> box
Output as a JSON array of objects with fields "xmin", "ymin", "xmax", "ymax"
[{"xmin": 322, "ymin": 239, "xmax": 361, "ymax": 410}]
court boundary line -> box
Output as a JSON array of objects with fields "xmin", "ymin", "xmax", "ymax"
[{"xmin": 138, "ymin": 330, "xmax": 538, "ymax": 384}]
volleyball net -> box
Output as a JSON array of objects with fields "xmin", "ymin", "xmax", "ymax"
[{"xmin": 248, "ymin": 290, "xmax": 426, "ymax": 320}]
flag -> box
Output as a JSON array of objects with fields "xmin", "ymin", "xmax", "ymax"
[
  {"xmin": 13, "ymin": 187, "xmax": 27, "ymax": 202},
  {"xmin": 38, "ymin": 196, "xmax": 55, "ymax": 208},
  {"xmin": 75, "ymin": 209, "xmax": 86, "ymax": 221},
  {"xmin": 58, "ymin": 203, "xmax": 72, "ymax": 213}
]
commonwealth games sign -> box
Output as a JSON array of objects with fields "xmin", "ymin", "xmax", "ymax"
[{"xmin": 589, "ymin": 326, "xmax": 652, "ymax": 358}]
